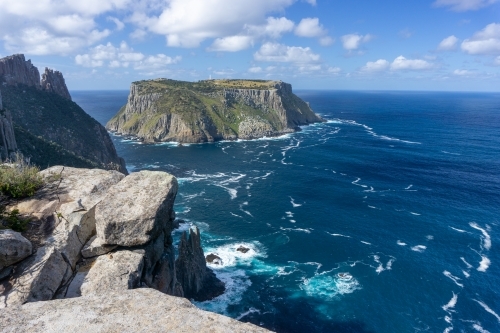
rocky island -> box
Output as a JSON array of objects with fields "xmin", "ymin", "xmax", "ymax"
[{"xmin": 106, "ymin": 78, "xmax": 325, "ymax": 143}]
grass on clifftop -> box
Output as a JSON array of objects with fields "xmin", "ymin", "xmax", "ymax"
[{"xmin": 0, "ymin": 154, "xmax": 44, "ymax": 198}]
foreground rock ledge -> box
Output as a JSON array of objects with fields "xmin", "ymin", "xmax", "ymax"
[{"xmin": 0, "ymin": 288, "xmax": 272, "ymax": 333}]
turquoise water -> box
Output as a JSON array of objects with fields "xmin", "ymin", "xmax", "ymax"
[{"xmin": 73, "ymin": 90, "xmax": 500, "ymax": 333}]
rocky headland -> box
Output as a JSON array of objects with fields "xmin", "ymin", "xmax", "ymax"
[
  {"xmin": 106, "ymin": 78, "xmax": 325, "ymax": 143},
  {"xmin": 0, "ymin": 166, "xmax": 264, "ymax": 332},
  {"xmin": 0, "ymin": 54, "xmax": 126, "ymax": 173}
]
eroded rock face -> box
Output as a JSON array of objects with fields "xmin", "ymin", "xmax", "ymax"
[
  {"xmin": 0, "ymin": 288, "xmax": 272, "ymax": 333},
  {"xmin": 95, "ymin": 171, "xmax": 178, "ymax": 247},
  {"xmin": 41, "ymin": 67, "xmax": 71, "ymax": 100},
  {"xmin": 0, "ymin": 54, "xmax": 40, "ymax": 88},
  {"xmin": 81, "ymin": 235, "xmax": 117, "ymax": 258},
  {"xmin": 0, "ymin": 230, "xmax": 32, "ymax": 270},
  {"xmin": 0, "ymin": 107, "xmax": 18, "ymax": 160},
  {"xmin": 176, "ymin": 227, "xmax": 225, "ymax": 301}
]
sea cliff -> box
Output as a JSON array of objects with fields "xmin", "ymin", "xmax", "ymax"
[{"xmin": 106, "ymin": 79, "xmax": 324, "ymax": 143}]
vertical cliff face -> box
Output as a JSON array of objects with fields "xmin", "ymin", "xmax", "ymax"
[
  {"xmin": 41, "ymin": 68, "xmax": 72, "ymax": 100},
  {"xmin": 106, "ymin": 79, "xmax": 325, "ymax": 143},
  {"xmin": 0, "ymin": 54, "xmax": 127, "ymax": 173},
  {"xmin": 0, "ymin": 54, "xmax": 40, "ymax": 88}
]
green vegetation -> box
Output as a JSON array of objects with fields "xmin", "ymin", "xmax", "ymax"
[
  {"xmin": 0, "ymin": 206, "xmax": 28, "ymax": 232},
  {"xmin": 0, "ymin": 155, "xmax": 44, "ymax": 198}
]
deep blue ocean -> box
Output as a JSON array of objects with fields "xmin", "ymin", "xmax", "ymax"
[{"xmin": 72, "ymin": 90, "xmax": 500, "ymax": 333}]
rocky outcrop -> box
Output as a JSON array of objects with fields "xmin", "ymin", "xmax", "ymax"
[
  {"xmin": 0, "ymin": 54, "xmax": 127, "ymax": 173},
  {"xmin": 1, "ymin": 167, "xmax": 224, "ymax": 313},
  {"xmin": 176, "ymin": 226, "xmax": 225, "ymax": 301},
  {"xmin": 106, "ymin": 79, "xmax": 324, "ymax": 143},
  {"xmin": 0, "ymin": 54, "xmax": 40, "ymax": 88},
  {"xmin": 41, "ymin": 67, "xmax": 71, "ymax": 100},
  {"xmin": 0, "ymin": 288, "xmax": 271, "ymax": 333},
  {"xmin": 0, "ymin": 106, "xmax": 18, "ymax": 160},
  {"xmin": 0, "ymin": 230, "xmax": 32, "ymax": 270}
]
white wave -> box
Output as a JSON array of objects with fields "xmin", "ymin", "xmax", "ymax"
[
  {"xmin": 426, "ymin": 235, "xmax": 434, "ymax": 240},
  {"xmin": 230, "ymin": 212, "xmax": 243, "ymax": 218},
  {"xmin": 205, "ymin": 242, "xmax": 264, "ymax": 269},
  {"xmin": 368, "ymin": 205, "xmax": 379, "ymax": 209},
  {"xmin": 360, "ymin": 241, "xmax": 372, "ymax": 245},
  {"xmin": 181, "ymin": 191, "xmax": 205, "ymax": 200},
  {"xmin": 477, "ymin": 256, "xmax": 490, "ymax": 272},
  {"xmin": 352, "ymin": 178, "xmax": 368, "ymax": 188},
  {"xmin": 405, "ymin": 185, "xmax": 413, "ymax": 190},
  {"xmin": 443, "ymin": 271, "xmax": 463, "ymax": 288},
  {"xmin": 289, "ymin": 220, "xmax": 296, "ymax": 223},
  {"xmin": 301, "ymin": 272, "xmax": 361, "ymax": 300},
  {"xmin": 214, "ymin": 184, "xmax": 238, "ymax": 200},
  {"xmin": 442, "ymin": 292, "xmax": 458, "ymax": 312},
  {"xmin": 373, "ymin": 255, "xmax": 395, "ymax": 274},
  {"xmin": 194, "ymin": 269, "xmax": 251, "ymax": 315},
  {"xmin": 462, "ymin": 270, "xmax": 470, "ymax": 278},
  {"xmin": 326, "ymin": 232, "xmax": 351, "ymax": 238},
  {"xmin": 253, "ymin": 172, "xmax": 273, "ymax": 180},
  {"xmin": 363, "ymin": 186, "xmax": 376, "ymax": 193},
  {"xmin": 474, "ymin": 299, "xmax": 500, "ymax": 322},
  {"xmin": 472, "ymin": 323, "xmax": 490, "ymax": 333},
  {"xmin": 450, "ymin": 227, "xmax": 467, "ymax": 233},
  {"xmin": 469, "ymin": 222, "xmax": 492, "ymax": 251},
  {"xmin": 236, "ymin": 307, "xmax": 260, "ymax": 320},
  {"xmin": 397, "ymin": 240, "xmax": 407, "ymax": 246},
  {"xmin": 410, "ymin": 212, "xmax": 421, "ymax": 216},
  {"xmin": 289, "ymin": 197, "xmax": 303, "ymax": 207},
  {"xmin": 411, "ymin": 245, "xmax": 427, "ymax": 252},
  {"xmin": 281, "ymin": 227, "xmax": 312, "ymax": 234},
  {"xmin": 285, "ymin": 211, "xmax": 294, "ymax": 218},
  {"xmin": 442, "ymin": 151, "xmax": 461, "ymax": 156},
  {"xmin": 461, "ymin": 257, "xmax": 473, "ymax": 269}
]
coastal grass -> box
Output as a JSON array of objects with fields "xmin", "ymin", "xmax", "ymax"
[{"xmin": 0, "ymin": 155, "xmax": 44, "ymax": 198}]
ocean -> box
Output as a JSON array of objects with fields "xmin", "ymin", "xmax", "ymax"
[{"xmin": 72, "ymin": 90, "xmax": 500, "ymax": 333}]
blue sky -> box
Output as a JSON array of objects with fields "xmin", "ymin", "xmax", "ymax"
[{"xmin": 0, "ymin": 0, "xmax": 499, "ymax": 91}]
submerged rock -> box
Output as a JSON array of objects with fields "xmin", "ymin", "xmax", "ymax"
[
  {"xmin": 236, "ymin": 245, "xmax": 250, "ymax": 254},
  {"xmin": 206, "ymin": 253, "xmax": 223, "ymax": 265}
]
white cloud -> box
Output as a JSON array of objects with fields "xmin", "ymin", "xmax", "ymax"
[
  {"xmin": 130, "ymin": 29, "xmax": 147, "ymax": 41},
  {"xmin": 319, "ymin": 36, "xmax": 335, "ymax": 46},
  {"xmin": 304, "ymin": 0, "xmax": 317, "ymax": 5},
  {"xmin": 327, "ymin": 66, "xmax": 341, "ymax": 74},
  {"xmin": 461, "ymin": 23, "xmax": 500, "ymax": 54},
  {"xmin": 245, "ymin": 17, "xmax": 295, "ymax": 39},
  {"xmin": 453, "ymin": 69, "xmax": 475, "ymax": 75},
  {"xmin": 341, "ymin": 34, "xmax": 373, "ymax": 50},
  {"xmin": 438, "ymin": 35, "xmax": 459, "ymax": 50},
  {"xmin": 0, "ymin": 0, "xmax": 130, "ymax": 54},
  {"xmin": 295, "ymin": 18, "xmax": 325, "ymax": 37},
  {"xmin": 254, "ymin": 42, "xmax": 320, "ymax": 63},
  {"xmin": 75, "ymin": 41, "xmax": 180, "ymax": 70},
  {"xmin": 390, "ymin": 56, "xmax": 433, "ymax": 70},
  {"xmin": 248, "ymin": 66, "xmax": 263, "ymax": 73},
  {"xmin": 208, "ymin": 36, "xmax": 254, "ymax": 52},
  {"xmin": 433, "ymin": 0, "xmax": 498, "ymax": 11},
  {"xmin": 130, "ymin": 0, "xmax": 295, "ymax": 48},
  {"xmin": 107, "ymin": 16, "xmax": 125, "ymax": 31},
  {"xmin": 495, "ymin": 56, "xmax": 500, "ymax": 65},
  {"xmin": 361, "ymin": 59, "xmax": 390, "ymax": 72}
]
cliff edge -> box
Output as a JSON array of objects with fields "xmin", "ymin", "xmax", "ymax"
[{"xmin": 106, "ymin": 79, "xmax": 325, "ymax": 143}]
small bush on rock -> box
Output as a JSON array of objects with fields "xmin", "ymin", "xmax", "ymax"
[
  {"xmin": 0, "ymin": 206, "xmax": 28, "ymax": 232},
  {"xmin": 0, "ymin": 154, "xmax": 44, "ymax": 198}
]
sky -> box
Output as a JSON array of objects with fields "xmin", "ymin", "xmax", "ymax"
[{"xmin": 0, "ymin": 0, "xmax": 499, "ymax": 91}]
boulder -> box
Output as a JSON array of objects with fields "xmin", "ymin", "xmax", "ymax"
[
  {"xmin": 0, "ymin": 246, "xmax": 69, "ymax": 307},
  {"xmin": 176, "ymin": 226, "xmax": 225, "ymax": 301},
  {"xmin": 81, "ymin": 235, "xmax": 117, "ymax": 258},
  {"xmin": 237, "ymin": 245, "xmax": 250, "ymax": 254},
  {"xmin": 0, "ymin": 288, "xmax": 271, "ymax": 333},
  {"xmin": 0, "ymin": 230, "xmax": 32, "ymax": 270},
  {"xmin": 206, "ymin": 253, "xmax": 223, "ymax": 265},
  {"xmin": 95, "ymin": 171, "xmax": 178, "ymax": 247},
  {"xmin": 79, "ymin": 250, "xmax": 144, "ymax": 296}
]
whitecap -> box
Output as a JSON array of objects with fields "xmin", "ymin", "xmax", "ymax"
[
  {"xmin": 280, "ymin": 227, "xmax": 312, "ymax": 234},
  {"xmin": 462, "ymin": 270, "xmax": 470, "ymax": 278},
  {"xmin": 442, "ymin": 292, "xmax": 458, "ymax": 312},
  {"xmin": 442, "ymin": 151, "xmax": 461, "ymax": 156},
  {"xmin": 289, "ymin": 197, "xmax": 303, "ymax": 207},
  {"xmin": 360, "ymin": 241, "xmax": 372, "ymax": 245},
  {"xmin": 373, "ymin": 255, "xmax": 395, "ymax": 274},
  {"xmin": 443, "ymin": 271, "xmax": 463, "ymax": 288},
  {"xmin": 405, "ymin": 185, "xmax": 413, "ymax": 190},
  {"xmin": 410, "ymin": 212, "xmax": 421, "ymax": 216},
  {"xmin": 397, "ymin": 240, "xmax": 407, "ymax": 246},
  {"xmin": 230, "ymin": 212, "xmax": 243, "ymax": 218},
  {"xmin": 290, "ymin": 220, "xmax": 296, "ymax": 223},
  {"xmin": 477, "ymin": 256, "xmax": 490, "ymax": 272},
  {"xmin": 301, "ymin": 272, "xmax": 361, "ymax": 300},
  {"xmin": 461, "ymin": 257, "xmax": 473, "ymax": 269},
  {"xmin": 450, "ymin": 227, "xmax": 467, "ymax": 233},
  {"xmin": 469, "ymin": 222, "xmax": 492, "ymax": 251},
  {"xmin": 205, "ymin": 242, "xmax": 264, "ymax": 269},
  {"xmin": 285, "ymin": 211, "xmax": 294, "ymax": 218},
  {"xmin": 473, "ymin": 299, "xmax": 500, "ymax": 322},
  {"xmin": 236, "ymin": 307, "xmax": 260, "ymax": 320},
  {"xmin": 472, "ymin": 323, "xmax": 490, "ymax": 333},
  {"xmin": 426, "ymin": 235, "xmax": 434, "ymax": 240},
  {"xmin": 326, "ymin": 232, "xmax": 351, "ymax": 238},
  {"xmin": 411, "ymin": 245, "xmax": 426, "ymax": 252}
]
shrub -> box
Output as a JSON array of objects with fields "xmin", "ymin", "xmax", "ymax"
[
  {"xmin": 0, "ymin": 154, "xmax": 44, "ymax": 198},
  {"xmin": 0, "ymin": 206, "xmax": 28, "ymax": 232}
]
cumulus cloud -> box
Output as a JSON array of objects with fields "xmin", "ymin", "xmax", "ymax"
[
  {"xmin": 295, "ymin": 18, "xmax": 326, "ymax": 37},
  {"xmin": 254, "ymin": 42, "xmax": 320, "ymax": 63},
  {"xmin": 327, "ymin": 66, "xmax": 341, "ymax": 74},
  {"xmin": 130, "ymin": 0, "xmax": 295, "ymax": 48},
  {"xmin": 0, "ymin": 0, "xmax": 130, "ymax": 54},
  {"xmin": 208, "ymin": 36, "xmax": 254, "ymax": 52},
  {"xmin": 438, "ymin": 35, "xmax": 459, "ymax": 50},
  {"xmin": 75, "ymin": 41, "xmax": 180, "ymax": 70},
  {"xmin": 245, "ymin": 17, "xmax": 295, "ymax": 39},
  {"xmin": 248, "ymin": 66, "xmax": 263, "ymax": 73},
  {"xmin": 461, "ymin": 23, "xmax": 500, "ymax": 54},
  {"xmin": 433, "ymin": 0, "xmax": 498, "ymax": 11},
  {"xmin": 453, "ymin": 69, "xmax": 475, "ymax": 75},
  {"xmin": 107, "ymin": 16, "xmax": 125, "ymax": 31},
  {"xmin": 390, "ymin": 56, "xmax": 433, "ymax": 70},
  {"xmin": 341, "ymin": 34, "xmax": 373, "ymax": 50},
  {"xmin": 361, "ymin": 59, "xmax": 390, "ymax": 72},
  {"xmin": 304, "ymin": 0, "xmax": 317, "ymax": 5}
]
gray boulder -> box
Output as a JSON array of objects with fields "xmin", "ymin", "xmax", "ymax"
[
  {"xmin": 0, "ymin": 230, "xmax": 32, "ymax": 270},
  {"xmin": 79, "ymin": 250, "xmax": 144, "ymax": 296},
  {"xmin": 0, "ymin": 288, "xmax": 271, "ymax": 333},
  {"xmin": 81, "ymin": 235, "xmax": 118, "ymax": 258},
  {"xmin": 95, "ymin": 171, "xmax": 178, "ymax": 247}
]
